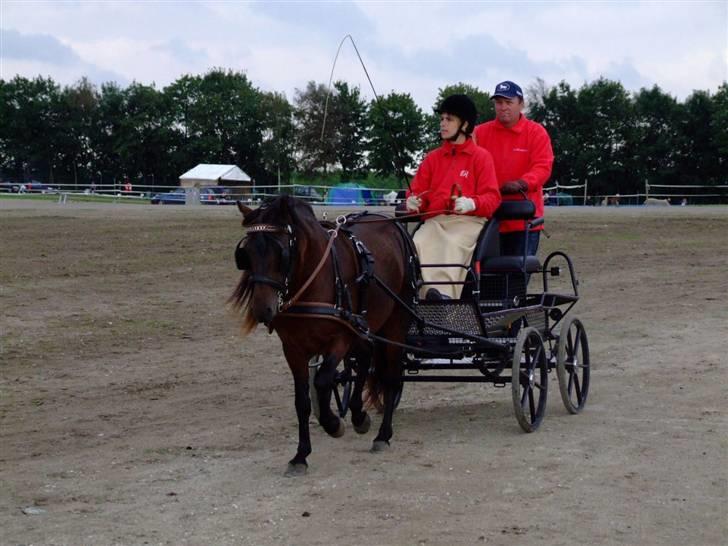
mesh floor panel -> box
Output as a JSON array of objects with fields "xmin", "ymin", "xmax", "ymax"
[{"xmin": 409, "ymin": 302, "xmax": 483, "ymax": 336}]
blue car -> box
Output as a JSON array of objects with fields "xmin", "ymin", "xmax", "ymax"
[
  {"xmin": 150, "ymin": 187, "xmax": 234, "ymax": 205},
  {"xmin": 150, "ymin": 189, "xmax": 186, "ymax": 205}
]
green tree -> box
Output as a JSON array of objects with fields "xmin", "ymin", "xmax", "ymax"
[
  {"xmin": 258, "ymin": 91, "xmax": 295, "ymax": 187},
  {"xmin": 332, "ymin": 81, "xmax": 367, "ymax": 178},
  {"xmin": 0, "ymin": 76, "xmax": 63, "ymax": 183},
  {"xmin": 293, "ymin": 81, "xmax": 338, "ymax": 175},
  {"xmin": 165, "ymin": 69, "xmax": 262, "ymax": 182},
  {"xmin": 679, "ymin": 90, "xmax": 719, "ymax": 187},
  {"xmin": 709, "ymin": 83, "xmax": 728, "ymax": 180},
  {"xmin": 630, "ymin": 85, "xmax": 683, "ymax": 190},
  {"xmin": 526, "ymin": 80, "xmax": 582, "ymax": 191},
  {"xmin": 54, "ymin": 78, "xmax": 101, "ymax": 188},
  {"xmin": 367, "ymin": 92, "xmax": 425, "ymax": 183}
]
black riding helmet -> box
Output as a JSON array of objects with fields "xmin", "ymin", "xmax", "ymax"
[{"xmin": 437, "ymin": 94, "xmax": 477, "ymax": 139}]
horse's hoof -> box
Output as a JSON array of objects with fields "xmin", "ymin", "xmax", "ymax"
[
  {"xmin": 352, "ymin": 413, "xmax": 371, "ymax": 434},
  {"xmin": 285, "ymin": 463, "xmax": 308, "ymax": 477},
  {"xmin": 329, "ymin": 418, "xmax": 346, "ymax": 438},
  {"xmin": 370, "ymin": 440, "xmax": 390, "ymax": 453}
]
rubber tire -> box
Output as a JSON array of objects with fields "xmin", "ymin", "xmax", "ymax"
[
  {"xmin": 511, "ymin": 327, "xmax": 548, "ymax": 432},
  {"xmin": 556, "ymin": 317, "xmax": 590, "ymax": 414}
]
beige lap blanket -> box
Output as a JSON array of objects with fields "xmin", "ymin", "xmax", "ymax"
[{"xmin": 413, "ymin": 214, "xmax": 487, "ymax": 299}]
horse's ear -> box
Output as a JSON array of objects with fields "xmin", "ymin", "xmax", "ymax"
[{"xmin": 237, "ymin": 201, "xmax": 253, "ymax": 217}]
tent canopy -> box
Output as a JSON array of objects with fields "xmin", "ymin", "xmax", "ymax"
[
  {"xmin": 179, "ymin": 164, "xmax": 251, "ymax": 188},
  {"xmin": 326, "ymin": 183, "xmax": 373, "ymax": 205}
]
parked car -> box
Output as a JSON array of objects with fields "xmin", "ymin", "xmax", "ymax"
[
  {"xmin": 150, "ymin": 187, "xmax": 235, "ymax": 205},
  {"xmin": 200, "ymin": 186, "xmax": 234, "ymax": 205},
  {"xmin": 293, "ymin": 186, "xmax": 324, "ymax": 203},
  {"xmin": 150, "ymin": 189, "xmax": 186, "ymax": 205},
  {"xmin": 24, "ymin": 181, "xmax": 58, "ymax": 193},
  {"xmin": 0, "ymin": 181, "xmax": 21, "ymax": 193},
  {"xmin": 545, "ymin": 192, "xmax": 574, "ymax": 206}
]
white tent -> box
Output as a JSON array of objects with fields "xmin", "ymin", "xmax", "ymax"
[{"xmin": 178, "ymin": 164, "xmax": 251, "ymax": 188}]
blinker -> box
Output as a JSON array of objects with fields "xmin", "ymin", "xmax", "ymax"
[{"xmin": 235, "ymin": 238, "xmax": 251, "ymax": 270}]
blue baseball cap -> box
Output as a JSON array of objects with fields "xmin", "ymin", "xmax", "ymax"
[{"xmin": 490, "ymin": 80, "xmax": 523, "ymax": 100}]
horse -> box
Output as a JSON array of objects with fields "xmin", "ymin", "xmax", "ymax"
[{"xmin": 229, "ymin": 195, "xmax": 416, "ymax": 475}]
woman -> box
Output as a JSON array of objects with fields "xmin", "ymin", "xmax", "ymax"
[{"xmin": 407, "ymin": 94, "xmax": 501, "ymax": 299}]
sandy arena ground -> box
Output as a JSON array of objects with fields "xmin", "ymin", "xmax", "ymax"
[{"xmin": 1, "ymin": 199, "xmax": 726, "ymax": 546}]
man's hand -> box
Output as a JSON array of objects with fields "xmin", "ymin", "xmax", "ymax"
[
  {"xmin": 501, "ymin": 179, "xmax": 528, "ymax": 194},
  {"xmin": 452, "ymin": 196, "xmax": 476, "ymax": 214},
  {"xmin": 406, "ymin": 195, "xmax": 422, "ymax": 212}
]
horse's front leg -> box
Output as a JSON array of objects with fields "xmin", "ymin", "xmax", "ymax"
[
  {"xmin": 283, "ymin": 349, "xmax": 312, "ymax": 476},
  {"xmin": 313, "ymin": 355, "xmax": 346, "ymax": 438}
]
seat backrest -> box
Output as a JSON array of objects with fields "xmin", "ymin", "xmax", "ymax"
[
  {"xmin": 473, "ymin": 217, "xmax": 501, "ymax": 263},
  {"xmin": 472, "ymin": 200, "xmax": 536, "ymax": 263},
  {"xmin": 494, "ymin": 200, "xmax": 536, "ymax": 221}
]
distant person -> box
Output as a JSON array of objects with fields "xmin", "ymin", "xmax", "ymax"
[
  {"xmin": 123, "ymin": 179, "xmax": 132, "ymax": 193},
  {"xmin": 473, "ymin": 81, "xmax": 554, "ymax": 257},
  {"xmin": 90, "ymin": 181, "xmax": 97, "ymax": 194},
  {"xmin": 406, "ymin": 94, "xmax": 501, "ymax": 300}
]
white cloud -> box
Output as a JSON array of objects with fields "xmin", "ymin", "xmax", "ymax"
[{"xmin": 1, "ymin": 0, "xmax": 725, "ymax": 104}]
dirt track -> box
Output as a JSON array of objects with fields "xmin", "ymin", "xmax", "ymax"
[{"xmin": 1, "ymin": 200, "xmax": 726, "ymax": 546}]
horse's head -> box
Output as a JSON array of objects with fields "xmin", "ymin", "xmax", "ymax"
[{"xmin": 230, "ymin": 196, "xmax": 314, "ymax": 330}]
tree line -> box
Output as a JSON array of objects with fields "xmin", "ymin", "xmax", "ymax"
[{"xmin": 1, "ymin": 69, "xmax": 726, "ymax": 196}]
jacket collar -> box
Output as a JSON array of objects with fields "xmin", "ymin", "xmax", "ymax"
[
  {"xmin": 494, "ymin": 114, "xmax": 526, "ymax": 133},
  {"xmin": 441, "ymin": 138, "xmax": 476, "ymax": 156}
]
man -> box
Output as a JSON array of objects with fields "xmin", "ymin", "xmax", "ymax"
[
  {"xmin": 473, "ymin": 81, "xmax": 554, "ymax": 256},
  {"xmin": 406, "ymin": 94, "xmax": 501, "ymax": 299}
]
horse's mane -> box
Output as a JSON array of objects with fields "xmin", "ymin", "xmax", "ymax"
[{"xmin": 228, "ymin": 196, "xmax": 316, "ymax": 334}]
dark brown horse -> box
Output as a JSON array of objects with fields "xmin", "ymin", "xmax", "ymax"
[{"xmin": 229, "ymin": 195, "xmax": 415, "ymax": 475}]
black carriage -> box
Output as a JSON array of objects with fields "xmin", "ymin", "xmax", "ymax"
[{"xmin": 312, "ymin": 200, "xmax": 590, "ymax": 433}]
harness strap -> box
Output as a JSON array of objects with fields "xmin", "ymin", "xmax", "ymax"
[{"xmin": 280, "ymin": 225, "xmax": 340, "ymax": 311}]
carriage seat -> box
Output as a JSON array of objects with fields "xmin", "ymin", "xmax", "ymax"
[{"xmin": 473, "ymin": 200, "xmax": 541, "ymax": 274}]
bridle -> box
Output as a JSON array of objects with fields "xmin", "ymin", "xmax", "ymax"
[
  {"xmin": 235, "ymin": 223, "xmax": 296, "ymax": 309},
  {"xmin": 235, "ymin": 216, "xmax": 347, "ymax": 312}
]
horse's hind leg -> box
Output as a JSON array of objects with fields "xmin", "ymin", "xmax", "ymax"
[
  {"xmin": 347, "ymin": 349, "xmax": 371, "ymax": 434},
  {"xmin": 313, "ymin": 355, "xmax": 346, "ymax": 438},
  {"xmin": 371, "ymin": 343, "xmax": 403, "ymax": 452}
]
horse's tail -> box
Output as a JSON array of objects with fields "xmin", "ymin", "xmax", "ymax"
[
  {"xmin": 227, "ymin": 273, "xmax": 257, "ymax": 335},
  {"xmin": 363, "ymin": 371, "xmax": 385, "ymax": 412}
]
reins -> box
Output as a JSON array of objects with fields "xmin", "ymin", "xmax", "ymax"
[{"xmin": 280, "ymin": 215, "xmax": 347, "ymax": 311}]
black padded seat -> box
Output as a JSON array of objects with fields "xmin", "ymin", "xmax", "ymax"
[{"xmin": 480, "ymin": 255, "xmax": 541, "ymax": 273}]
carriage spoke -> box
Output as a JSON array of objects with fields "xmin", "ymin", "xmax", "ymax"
[
  {"xmin": 567, "ymin": 368, "xmax": 575, "ymax": 395},
  {"xmin": 521, "ymin": 385, "xmax": 529, "ymax": 407},
  {"xmin": 528, "ymin": 389, "xmax": 536, "ymax": 420},
  {"xmin": 573, "ymin": 373, "xmax": 582, "ymax": 402},
  {"xmin": 566, "ymin": 330, "xmax": 574, "ymax": 356},
  {"xmin": 572, "ymin": 330, "xmax": 581, "ymax": 358}
]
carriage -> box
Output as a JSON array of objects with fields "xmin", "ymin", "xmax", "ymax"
[
  {"xmin": 309, "ymin": 199, "xmax": 590, "ymax": 433},
  {"xmin": 232, "ymin": 195, "xmax": 590, "ymax": 473}
]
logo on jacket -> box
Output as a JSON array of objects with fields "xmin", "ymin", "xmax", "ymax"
[
  {"xmin": 459, "ymin": 170, "xmax": 470, "ymax": 178},
  {"xmin": 512, "ymin": 147, "xmax": 528, "ymax": 152}
]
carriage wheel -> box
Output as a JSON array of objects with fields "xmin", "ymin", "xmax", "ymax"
[
  {"xmin": 308, "ymin": 357, "xmax": 355, "ymax": 420},
  {"xmin": 511, "ymin": 327, "xmax": 548, "ymax": 432},
  {"xmin": 556, "ymin": 317, "xmax": 590, "ymax": 414}
]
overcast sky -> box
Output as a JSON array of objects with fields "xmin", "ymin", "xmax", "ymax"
[{"xmin": 1, "ymin": 0, "xmax": 726, "ymax": 110}]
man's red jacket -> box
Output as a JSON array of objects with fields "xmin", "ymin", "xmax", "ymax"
[
  {"xmin": 474, "ymin": 115, "xmax": 553, "ymax": 233},
  {"xmin": 407, "ymin": 138, "xmax": 501, "ymax": 219}
]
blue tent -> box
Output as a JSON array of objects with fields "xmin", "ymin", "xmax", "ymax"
[{"xmin": 325, "ymin": 183, "xmax": 373, "ymax": 205}]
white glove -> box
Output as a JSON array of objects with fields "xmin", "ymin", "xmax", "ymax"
[
  {"xmin": 453, "ymin": 196, "xmax": 476, "ymax": 214},
  {"xmin": 406, "ymin": 195, "xmax": 422, "ymax": 212}
]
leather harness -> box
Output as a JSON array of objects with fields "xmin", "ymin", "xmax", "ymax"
[{"xmin": 237, "ymin": 212, "xmax": 419, "ymax": 340}]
